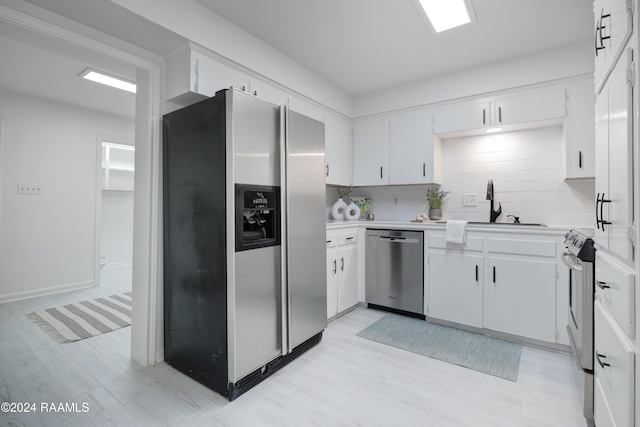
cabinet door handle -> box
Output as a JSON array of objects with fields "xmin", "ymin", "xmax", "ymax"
[
  {"xmin": 475, "ymin": 265, "xmax": 479, "ymax": 282},
  {"xmin": 595, "ymin": 9, "xmax": 611, "ymax": 56},
  {"xmin": 423, "ymin": 163, "xmax": 426, "ymax": 177},
  {"xmin": 345, "ymin": 236, "xmax": 354, "ymax": 241},
  {"xmin": 600, "ymin": 193, "xmax": 612, "ymax": 231},
  {"xmin": 326, "ymin": 164, "xmax": 329, "ymax": 177},
  {"xmin": 596, "ymin": 280, "xmax": 611, "ymax": 290},
  {"xmin": 596, "ymin": 193, "xmax": 601, "ymax": 230},
  {"xmin": 380, "ymin": 166, "xmax": 383, "ymax": 179},
  {"xmin": 482, "ymin": 109, "xmax": 486, "ymax": 125},
  {"xmin": 579, "ymin": 150, "xmax": 583, "ymax": 169},
  {"xmin": 598, "ymin": 10, "xmax": 611, "ymax": 45},
  {"xmin": 492, "ymin": 266, "xmax": 496, "ymax": 283},
  {"xmin": 596, "ymin": 351, "xmax": 610, "ymax": 368},
  {"xmin": 498, "ymin": 106, "xmax": 502, "ymax": 123},
  {"xmin": 340, "ymin": 257, "xmax": 344, "ymax": 272},
  {"xmin": 333, "ymin": 259, "xmax": 337, "ymax": 274}
]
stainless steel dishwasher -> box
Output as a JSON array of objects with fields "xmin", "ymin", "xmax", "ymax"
[{"xmin": 365, "ymin": 229, "xmax": 424, "ymax": 315}]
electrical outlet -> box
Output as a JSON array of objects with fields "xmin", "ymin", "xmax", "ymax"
[
  {"xmin": 463, "ymin": 193, "xmax": 476, "ymax": 206},
  {"xmin": 393, "ymin": 194, "xmax": 399, "ymax": 205},
  {"xmin": 18, "ymin": 183, "xmax": 42, "ymax": 195}
]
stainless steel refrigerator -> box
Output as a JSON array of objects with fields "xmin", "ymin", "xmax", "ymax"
[{"xmin": 162, "ymin": 88, "xmax": 327, "ymax": 400}]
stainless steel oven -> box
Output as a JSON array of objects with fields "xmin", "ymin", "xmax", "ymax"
[{"xmin": 562, "ymin": 229, "xmax": 595, "ymax": 425}]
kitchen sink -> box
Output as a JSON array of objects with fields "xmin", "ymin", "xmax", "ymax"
[{"xmin": 437, "ymin": 221, "xmax": 547, "ymax": 227}]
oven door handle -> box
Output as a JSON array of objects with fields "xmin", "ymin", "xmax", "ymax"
[{"xmin": 561, "ymin": 252, "xmax": 582, "ymax": 271}]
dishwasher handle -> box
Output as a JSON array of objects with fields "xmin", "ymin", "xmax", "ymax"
[{"xmin": 378, "ymin": 236, "xmax": 420, "ymax": 244}]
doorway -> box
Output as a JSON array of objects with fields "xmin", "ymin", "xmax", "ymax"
[{"xmin": 0, "ymin": 5, "xmax": 162, "ymax": 366}]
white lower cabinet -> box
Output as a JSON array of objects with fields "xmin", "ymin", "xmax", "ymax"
[
  {"xmin": 485, "ymin": 256, "xmax": 557, "ymax": 342},
  {"xmin": 326, "ymin": 229, "xmax": 358, "ymax": 318},
  {"xmin": 426, "ymin": 232, "xmax": 561, "ymax": 344},
  {"xmin": 594, "ymin": 300, "xmax": 635, "ymax": 427},
  {"xmin": 428, "ymin": 236, "xmax": 483, "ymax": 328}
]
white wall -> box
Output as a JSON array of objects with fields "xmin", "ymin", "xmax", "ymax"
[
  {"xmin": 0, "ymin": 88, "xmax": 134, "ymax": 301},
  {"xmin": 438, "ymin": 126, "xmax": 594, "ymax": 227},
  {"xmin": 334, "ymin": 126, "xmax": 595, "ymax": 228},
  {"xmin": 353, "ymin": 42, "xmax": 593, "ymax": 118}
]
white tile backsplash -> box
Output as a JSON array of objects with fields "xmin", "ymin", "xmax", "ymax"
[
  {"xmin": 438, "ymin": 125, "xmax": 594, "ymax": 227},
  {"xmin": 327, "ymin": 125, "xmax": 595, "ymax": 228}
]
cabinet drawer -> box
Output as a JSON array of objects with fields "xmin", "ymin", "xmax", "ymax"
[
  {"xmin": 594, "ymin": 301, "xmax": 635, "ymax": 427},
  {"xmin": 326, "ymin": 232, "xmax": 337, "ymax": 248},
  {"xmin": 595, "ymin": 251, "xmax": 635, "ymax": 339},
  {"xmin": 428, "ymin": 235, "xmax": 483, "ymax": 251},
  {"xmin": 338, "ymin": 230, "xmax": 357, "ymax": 246},
  {"xmin": 486, "ymin": 238, "xmax": 556, "ymax": 257}
]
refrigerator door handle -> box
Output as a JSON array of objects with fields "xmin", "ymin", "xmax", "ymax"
[{"xmin": 279, "ymin": 104, "xmax": 290, "ymax": 356}]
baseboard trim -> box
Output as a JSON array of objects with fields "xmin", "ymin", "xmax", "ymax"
[
  {"xmin": 0, "ymin": 280, "xmax": 95, "ymax": 304},
  {"xmin": 102, "ymin": 262, "xmax": 133, "ymax": 269}
]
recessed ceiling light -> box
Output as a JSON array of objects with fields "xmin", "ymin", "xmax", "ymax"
[
  {"xmin": 415, "ymin": 0, "xmax": 474, "ymax": 33},
  {"xmin": 486, "ymin": 127, "xmax": 503, "ymax": 133},
  {"xmin": 79, "ymin": 68, "xmax": 136, "ymax": 93}
]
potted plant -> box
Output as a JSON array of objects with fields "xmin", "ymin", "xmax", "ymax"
[{"xmin": 426, "ymin": 188, "xmax": 449, "ymax": 220}]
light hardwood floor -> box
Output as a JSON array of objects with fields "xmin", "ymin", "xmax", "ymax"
[{"xmin": 1, "ymin": 266, "xmax": 587, "ymax": 426}]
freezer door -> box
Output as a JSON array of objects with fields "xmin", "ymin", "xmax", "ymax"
[
  {"xmin": 284, "ymin": 110, "xmax": 327, "ymax": 350},
  {"xmin": 232, "ymin": 246, "xmax": 282, "ymax": 381},
  {"xmin": 227, "ymin": 89, "xmax": 283, "ymax": 382}
]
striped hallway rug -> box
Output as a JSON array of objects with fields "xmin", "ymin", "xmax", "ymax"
[{"xmin": 28, "ymin": 292, "xmax": 132, "ymax": 343}]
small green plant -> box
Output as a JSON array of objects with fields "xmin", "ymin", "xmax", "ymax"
[
  {"xmin": 426, "ymin": 188, "xmax": 449, "ymax": 209},
  {"xmin": 336, "ymin": 185, "xmax": 353, "ymax": 199}
]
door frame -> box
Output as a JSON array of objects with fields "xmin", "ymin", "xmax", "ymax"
[{"xmin": 0, "ymin": 4, "xmax": 163, "ymax": 366}]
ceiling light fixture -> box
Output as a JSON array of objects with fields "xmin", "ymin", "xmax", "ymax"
[
  {"xmin": 415, "ymin": 0, "xmax": 474, "ymax": 33},
  {"xmin": 79, "ymin": 68, "xmax": 136, "ymax": 93}
]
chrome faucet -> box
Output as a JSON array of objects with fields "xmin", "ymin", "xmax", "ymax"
[{"xmin": 486, "ymin": 179, "xmax": 502, "ymax": 223}]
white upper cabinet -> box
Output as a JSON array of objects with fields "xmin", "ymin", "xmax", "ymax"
[
  {"xmin": 353, "ymin": 118, "xmax": 389, "ymax": 186},
  {"xmin": 433, "ymin": 87, "xmax": 566, "ymax": 135},
  {"xmin": 493, "ymin": 87, "xmax": 566, "ymax": 126},
  {"xmin": 166, "ymin": 43, "xmax": 250, "ymax": 106},
  {"xmin": 324, "ymin": 113, "xmax": 353, "ymax": 186},
  {"xmin": 353, "ymin": 109, "xmax": 440, "ymax": 186},
  {"xmin": 433, "ymin": 101, "xmax": 490, "ymax": 134},
  {"xmin": 593, "ymin": 0, "xmax": 633, "ymax": 92},
  {"xmin": 565, "ymin": 79, "xmax": 596, "ymax": 179},
  {"xmin": 389, "ymin": 109, "xmax": 440, "ymax": 185}
]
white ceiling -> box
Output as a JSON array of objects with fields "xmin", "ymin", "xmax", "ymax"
[
  {"xmin": 193, "ymin": 0, "xmax": 594, "ymax": 95},
  {"xmin": 1, "ymin": 0, "xmax": 593, "ymax": 117}
]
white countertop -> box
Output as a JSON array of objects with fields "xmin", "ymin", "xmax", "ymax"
[{"xmin": 327, "ymin": 219, "xmax": 568, "ymax": 235}]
